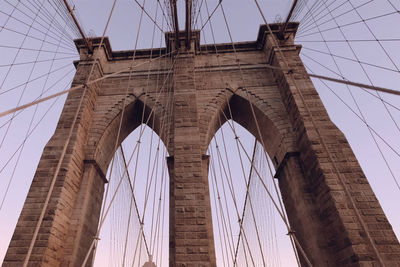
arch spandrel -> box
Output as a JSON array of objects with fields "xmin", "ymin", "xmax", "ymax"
[
  {"xmin": 85, "ymin": 93, "xmax": 170, "ymax": 176},
  {"xmin": 203, "ymin": 87, "xmax": 297, "ymax": 166},
  {"xmin": 193, "ymin": 46, "xmax": 296, "ymax": 162}
]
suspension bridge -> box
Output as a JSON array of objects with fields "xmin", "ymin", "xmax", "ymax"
[{"xmin": 0, "ymin": 0, "xmax": 399, "ymax": 266}]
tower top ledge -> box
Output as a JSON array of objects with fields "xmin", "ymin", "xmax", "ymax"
[{"xmin": 74, "ymin": 22, "xmax": 299, "ymax": 60}]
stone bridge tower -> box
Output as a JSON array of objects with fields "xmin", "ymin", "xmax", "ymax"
[{"xmin": 3, "ymin": 23, "xmax": 400, "ymax": 266}]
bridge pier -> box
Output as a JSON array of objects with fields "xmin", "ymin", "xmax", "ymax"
[{"xmin": 167, "ymin": 30, "xmax": 216, "ymax": 266}]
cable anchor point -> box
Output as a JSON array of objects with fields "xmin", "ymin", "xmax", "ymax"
[{"xmin": 287, "ymin": 229, "xmax": 296, "ymax": 236}]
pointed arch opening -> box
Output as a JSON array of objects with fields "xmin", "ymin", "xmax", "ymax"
[
  {"xmin": 205, "ymin": 92, "xmax": 297, "ymax": 166},
  {"xmin": 207, "ymin": 119, "xmax": 299, "ymax": 266},
  {"xmin": 91, "ymin": 97, "xmax": 170, "ymax": 174},
  {"xmin": 203, "ymin": 91, "xmax": 304, "ymax": 265},
  {"xmin": 85, "ymin": 95, "xmax": 172, "ymax": 267},
  {"xmin": 93, "ymin": 122, "xmax": 170, "ymax": 267}
]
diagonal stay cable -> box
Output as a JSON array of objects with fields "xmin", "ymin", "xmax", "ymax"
[
  {"xmin": 301, "ymin": 46, "xmax": 400, "ymax": 74},
  {"xmin": 297, "ymin": 38, "xmax": 400, "ymax": 43},
  {"xmin": 214, "ymin": 108, "xmax": 261, "ymax": 265},
  {"xmin": 219, "ymin": 108, "xmax": 312, "ymax": 265},
  {"xmin": 0, "ymin": 44, "xmax": 77, "ymax": 55},
  {"xmin": 0, "ymin": 62, "xmax": 75, "ymax": 96},
  {"xmin": 0, "ymin": 5, "xmax": 76, "ymax": 48},
  {"xmin": 0, "ymin": 50, "xmax": 175, "ymax": 118},
  {"xmin": 209, "ymin": 144, "xmax": 237, "ymax": 264},
  {"xmin": 297, "ymin": 0, "xmax": 332, "ymax": 32},
  {"xmin": 26, "ymin": 0, "xmax": 77, "ymax": 39},
  {"xmin": 0, "ymin": 72, "xmax": 74, "ymax": 176},
  {"xmin": 347, "ymin": 0, "xmax": 400, "ymax": 72},
  {"xmin": 0, "ymin": 67, "xmax": 76, "ymax": 130},
  {"xmin": 4, "ymin": 0, "xmax": 77, "ymax": 43},
  {"xmin": 0, "ymin": 80, "xmax": 71, "ymax": 210},
  {"xmin": 208, "ymin": 151, "xmax": 229, "ymax": 267},
  {"xmin": 306, "ymin": 65, "xmax": 400, "ymax": 191},
  {"xmin": 199, "ymin": 0, "xmax": 222, "ymax": 31},
  {"xmin": 200, "ymin": 3, "xmax": 301, "ymax": 262},
  {"xmin": 198, "ymin": 8, "xmax": 238, "ymax": 264},
  {"xmin": 80, "ymin": 50, "xmax": 179, "ymax": 266},
  {"xmin": 197, "ymin": 10, "xmax": 236, "ymax": 266},
  {"xmin": 42, "ymin": 0, "xmax": 80, "ymax": 37},
  {"xmin": 233, "ymin": 138, "xmax": 262, "ymax": 266},
  {"xmin": 0, "ymin": 0, "xmax": 51, "ymax": 95},
  {"xmin": 22, "ymin": 0, "xmax": 119, "ymax": 264},
  {"xmin": 215, "ymin": 51, "xmax": 400, "ymax": 112},
  {"xmin": 253, "ymin": 0, "xmax": 387, "ymax": 264},
  {"xmin": 298, "ymin": 0, "xmax": 373, "ymax": 36},
  {"xmin": 0, "ymin": 25, "xmax": 77, "ymax": 52},
  {"xmin": 301, "ymin": 1, "xmax": 400, "ymax": 137},
  {"xmin": 301, "ymin": 51, "xmax": 400, "ymax": 111},
  {"xmin": 0, "ymin": 16, "xmax": 72, "ymax": 210},
  {"xmin": 154, "ymin": 0, "xmax": 173, "ymax": 32},
  {"xmin": 218, "ymin": 3, "xmax": 303, "ymax": 263},
  {"xmin": 307, "ymin": 73, "xmax": 400, "ymax": 96},
  {"xmin": 90, "ymin": 0, "xmax": 156, "ymax": 262},
  {"xmin": 297, "ymin": 11, "xmax": 400, "ymax": 39},
  {"xmin": 133, "ymin": 0, "xmax": 166, "ymax": 33},
  {"xmin": 0, "ymin": 0, "xmax": 70, "ymax": 155},
  {"xmin": 0, "ymin": 6, "xmax": 76, "ymax": 48},
  {"xmin": 0, "ymin": 55, "xmax": 78, "ymax": 68},
  {"xmin": 120, "ymin": 146, "xmax": 151, "ymax": 260}
]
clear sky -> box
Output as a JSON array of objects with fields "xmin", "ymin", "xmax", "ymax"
[{"xmin": 0, "ymin": 0, "xmax": 399, "ymax": 266}]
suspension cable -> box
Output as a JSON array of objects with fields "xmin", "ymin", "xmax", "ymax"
[
  {"xmin": 306, "ymin": 65, "xmax": 400, "ymax": 191},
  {"xmin": 22, "ymin": 0, "xmax": 120, "ymax": 264},
  {"xmin": 0, "ymin": 16, "xmax": 72, "ymax": 210},
  {"xmin": 81, "ymin": 51, "xmax": 179, "ymax": 266},
  {"xmin": 217, "ymin": 2, "xmax": 304, "ymax": 262},
  {"xmin": 253, "ymin": 0, "xmax": 386, "ymax": 264},
  {"xmin": 0, "ymin": 50, "xmax": 175, "ymax": 118}
]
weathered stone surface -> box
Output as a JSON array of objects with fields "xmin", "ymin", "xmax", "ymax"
[{"xmin": 3, "ymin": 23, "xmax": 400, "ymax": 267}]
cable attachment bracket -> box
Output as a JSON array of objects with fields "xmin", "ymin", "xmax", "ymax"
[{"xmin": 287, "ymin": 228, "xmax": 296, "ymax": 236}]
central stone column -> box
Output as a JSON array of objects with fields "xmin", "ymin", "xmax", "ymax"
[{"xmin": 166, "ymin": 31, "xmax": 216, "ymax": 267}]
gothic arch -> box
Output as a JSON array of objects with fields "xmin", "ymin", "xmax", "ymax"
[
  {"xmin": 205, "ymin": 89, "xmax": 297, "ymax": 166},
  {"xmin": 61, "ymin": 94, "xmax": 171, "ymax": 266},
  {"xmin": 85, "ymin": 94, "xmax": 169, "ymax": 176},
  {"xmin": 204, "ymin": 89, "xmax": 337, "ymax": 265}
]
